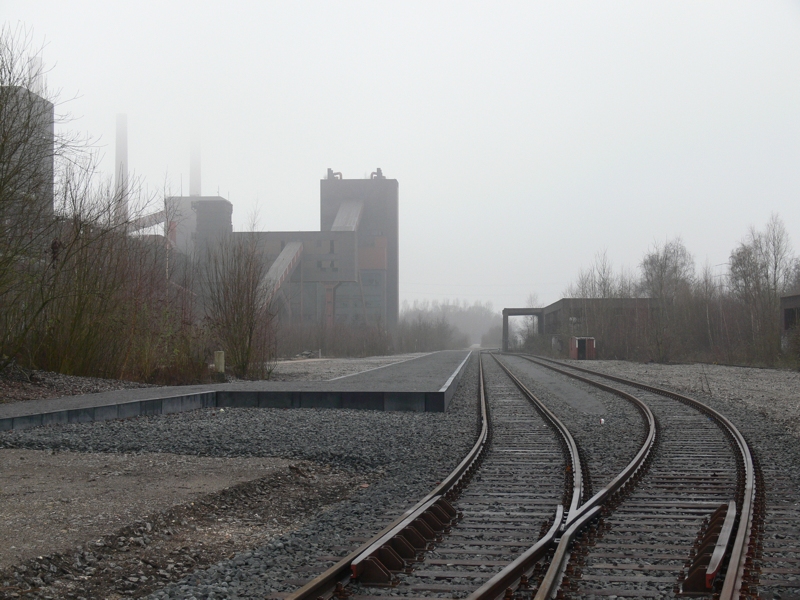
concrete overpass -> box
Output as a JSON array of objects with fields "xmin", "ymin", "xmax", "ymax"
[{"xmin": 502, "ymin": 307, "xmax": 544, "ymax": 352}]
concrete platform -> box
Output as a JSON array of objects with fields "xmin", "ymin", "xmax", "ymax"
[{"xmin": 0, "ymin": 351, "xmax": 472, "ymax": 431}]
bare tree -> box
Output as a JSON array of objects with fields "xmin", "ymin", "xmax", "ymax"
[
  {"xmin": 522, "ymin": 292, "xmax": 540, "ymax": 342},
  {"xmin": 203, "ymin": 233, "xmax": 276, "ymax": 378},
  {"xmin": 729, "ymin": 214, "xmax": 796, "ymax": 363},
  {"xmin": 0, "ymin": 26, "xmax": 57, "ymax": 367},
  {"xmin": 640, "ymin": 238, "xmax": 695, "ymax": 361}
]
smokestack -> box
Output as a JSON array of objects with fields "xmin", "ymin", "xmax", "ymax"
[
  {"xmin": 29, "ymin": 57, "xmax": 44, "ymax": 96},
  {"xmin": 190, "ymin": 133, "xmax": 201, "ymax": 197},
  {"xmin": 114, "ymin": 114, "xmax": 129, "ymax": 225}
]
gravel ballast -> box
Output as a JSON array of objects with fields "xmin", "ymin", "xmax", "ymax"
[
  {"xmin": 0, "ymin": 353, "xmax": 480, "ymax": 599},
  {"xmin": 562, "ymin": 360, "xmax": 800, "ymax": 437},
  {"xmin": 498, "ymin": 355, "xmax": 645, "ymax": 497},
  {"xmin": 556, "ymin": 358, "xmax": 800, "ymax": 598}
]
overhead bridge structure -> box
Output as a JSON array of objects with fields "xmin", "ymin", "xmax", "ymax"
[{"xmin": 501, "ymin": 307, "xmax": 544, "ymax": 352}]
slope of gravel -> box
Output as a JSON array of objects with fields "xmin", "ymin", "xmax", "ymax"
[
  {"xmin": 0, "ymin": 354, "xmax": 480, "ymax": 599},
  {"xmin": 0, "ymin": 364, "xmax": 155, "ymax": 404}
]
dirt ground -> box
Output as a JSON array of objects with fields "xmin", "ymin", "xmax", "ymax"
[
  {"xmin": 0, "ymin": 450, "xmax": 295, "ymax": 568},
  {"xmin": 0, "ymin": 450, "xmax": 364, "ymax": 599},
  {"xmin": 0, "ymin": 356, "xmax": 415, "ymax": 598}
]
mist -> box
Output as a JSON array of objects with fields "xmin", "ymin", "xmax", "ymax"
[{"xmin": 6, "ymin": 1, "xmax": 800, "ymax": 310}]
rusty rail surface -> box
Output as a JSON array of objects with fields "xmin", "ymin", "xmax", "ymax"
[
  {"xmin": 522, "ymin": 353, "xmax": 756, "ymax": 600},
  {"xmin": 451, "ymin": 354, "xmax": 590, "ymax": 600},
  {"xmin": 490, "ymin": 354, "xmax": 584, "ymax": 521},
  {"xmin": 282, "ymin": 352, "xmax": 489, "ymax": 600},
  {"xmin": 469, "ymin": 354, "xmax": 657, "ymax": 600}
]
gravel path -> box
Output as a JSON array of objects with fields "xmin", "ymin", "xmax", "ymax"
[
  {"xmin": 0, "ymin": 354, "xmax": 480, "ymax": 599},
  {"xmin": 269, "ymin": 354, "xmax": 431, "ymax": 382}
]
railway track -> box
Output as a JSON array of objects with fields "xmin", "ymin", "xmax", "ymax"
[
  {"xmin": 349, "ymin": 352, "xmax": 581, "ymax": 598},
  {"xmin": 278, "ymin": 353, "xmax": 651, "ymax": 600},
  {"xmin": 525, "ymin": 357, "xmax": 800, "ymax": 600},
  {"xmin": 505, "ymin": 354, "xmax": 759, "ymax": 599},
  {"xmin": 277, "ymin": 352, "xmax": 760, "ymax": 600},
  {"xmin": 281, "ymin": 353, "xmax": 582, "ymax": 600}
]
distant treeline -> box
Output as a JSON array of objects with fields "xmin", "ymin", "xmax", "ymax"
[
  {"xmin": 519, "ymin": 215, "xmax": 800, "ymax": 367},
  {"xmin": 397, "ymin": 299, "xmax": 500, "ymax": 350}
]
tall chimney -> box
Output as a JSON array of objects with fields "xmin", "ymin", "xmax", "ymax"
[
  {"xmin": 114, "ymin": 114, "xmax": 128, "ymax": 225},
  {"xmin": 29, "ymin": 57, "xmax": 44, "ymax": 96},
  {"xmin": 190, "ymin": 133, "xmax": 201, "ymax": 197}
]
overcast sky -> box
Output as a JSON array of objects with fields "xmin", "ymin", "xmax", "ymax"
[{"xmin": 6, "ymin": 1, "xmax": 800, "ymax": 309}]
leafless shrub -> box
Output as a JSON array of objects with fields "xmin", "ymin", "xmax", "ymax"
[
  {"xmin": 395, "ymin": 314, "xmax": 469, "ymax": 352},
  {"xmin": 202, "ymin": 233, "xmax": 277, "ymax": 379}
]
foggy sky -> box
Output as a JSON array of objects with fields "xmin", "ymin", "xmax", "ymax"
[{"xmin": 6, "ymin": 1, "xmax": 800, "ymax": 309}]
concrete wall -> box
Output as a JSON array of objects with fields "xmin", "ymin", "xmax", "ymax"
[{"xmin": 320, "ymin": 174, "xmax": 399, "ymax": 329}]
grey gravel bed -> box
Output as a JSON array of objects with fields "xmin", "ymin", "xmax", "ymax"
[
  {"xmin": 498, "ymin": 355, "xmax": 645, "ymax": 497},
  {"xmin": 574, "ymin": 360, "xmax": 800, "ymax": 438},
  {"xmin": 0, "ymin": 355, "xmax": 480, "ymax": 600}
]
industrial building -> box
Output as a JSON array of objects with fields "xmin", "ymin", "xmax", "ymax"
[
  {"xmin": 781, "ymin": 293, "xmax": 800, "ymax": 351},
  {"xmin": 112, "ymin": 118, "xmax": 399, "ymax": 330},
  {"xmin": 502, "ymin": 297, "xmax": 654, "ymax": 355},
  {"xmin": 158, "ymin": 166, "xmax": 398, "ymax": 330},
  {"xmin": 0, "ymin": 85, "xmax": 54, "ymax": 231},
  {"xmin": 246, "ymin": 168, "xmax": 399, "ymax": 329}
]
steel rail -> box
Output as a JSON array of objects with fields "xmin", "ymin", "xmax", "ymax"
[
  {"xmin": 508, "ymin": 354, "xmax": 658, "ymax": 525},
  {"xmin": 490, "ymin": 354, "xmax": 584, "ymax": 521},
  {"xmin": 533, "ymin": 506, "xmax": 603, "ymax": 600},
  {"xmin": 463, "ymin": 352, "xmax": 592, "ymax": 600},
  {"xmin": 465, "ymin": 506, "xmax": 564, "ymax": 600},
  {"xmin": 523, "ymin": 353, "xmax": 756, "ymax": 600},
  {"xmin": 282, "ymin": 351, "xmax": 488, "ymax": 600},
  {"xmin": 472, "ymin": 354, "xmax": 657, "ymax": 600}
]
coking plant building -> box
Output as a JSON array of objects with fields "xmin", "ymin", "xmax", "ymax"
[{"xmin": 167, "ymin": 168, "xmax": 399, "ymax": 330}]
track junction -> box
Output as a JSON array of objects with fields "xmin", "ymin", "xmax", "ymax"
[
  {"xmin": 280, "ymin": 352, "xmax": 777, "ymax": 600},
  {"xmin": 2, "ymin": 351, "xmax": 799, "ymax": 599}
]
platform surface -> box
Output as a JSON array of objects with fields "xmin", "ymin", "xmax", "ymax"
[{"xmin": 0, "ymin": 350, "xmax": 472, "ymax": 431}]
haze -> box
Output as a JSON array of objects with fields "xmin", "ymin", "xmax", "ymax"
[{"xmin": 6, "ymin": 1, "xmax": 800, "ymax": 309}]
